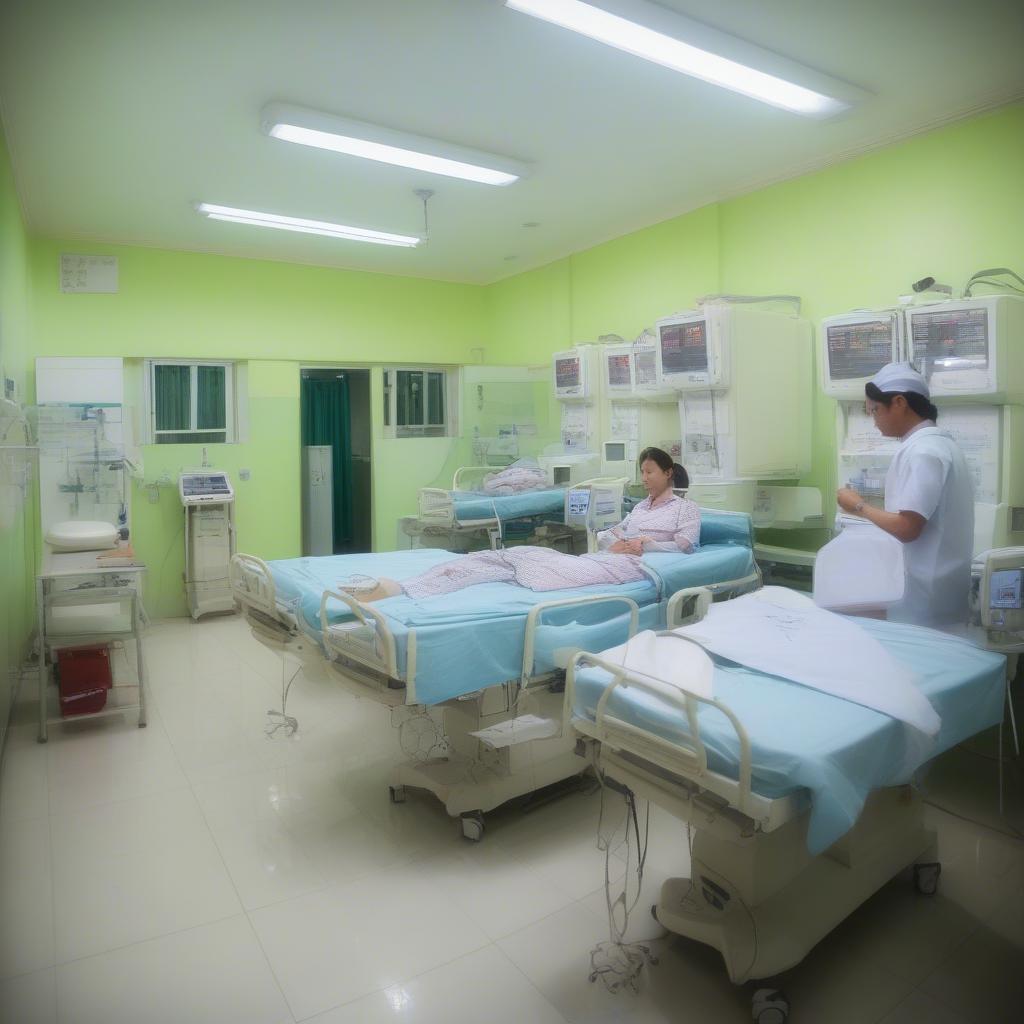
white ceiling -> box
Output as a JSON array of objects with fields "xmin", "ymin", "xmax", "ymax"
[{"xmin": 2, "ymin": 0, "xmax": 1022, "ymax": 284}]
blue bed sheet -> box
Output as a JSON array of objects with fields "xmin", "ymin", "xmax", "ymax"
[
  {"xmin": 264, "ymin": 511, "xmax": 756, "ymax": 705},
  {"xmin": 452, "ymin": 487, "xmax": 567, "ymax": 523},
  {"xmin": 571, "ymin": 619, "xmax": 1006, "ymax": 853}
]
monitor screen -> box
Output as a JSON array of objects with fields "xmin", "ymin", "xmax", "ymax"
[
  {"xmin": 911, "ymin": 307, "xmax": 989, "ymax": 376},
  {"xmin": 606, "ymin": 354, "xmax": 632, "ymax": 388},
  {"xmin": 604, "ymin": 442, "xmax": 627, "ymax": 461},
  {"xmin": 660, "ymin": 320, "xmax": 708, "ymax": 375},
  {"xmin": 990, "ymin": 568, "xmax": 1024, "ymax": 610},
  {"xmin": 182, "ymin": 474, "xmax": 230, "ymax": 496},
  {"xmin": 634, "ymin": 349, "xmax": 659, "ymax": 388},
  {"xmin": 826, "ymin": 320, "xmax": 895, "ymax": 381},
  {"xmin": 555, "ymin": 356, "xmax": 581, "ymax": 390}
]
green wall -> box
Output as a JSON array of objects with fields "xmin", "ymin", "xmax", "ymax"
[
  {"xmin": 485, "ymin": 102, "xmax": 1024, "ymax": 547},
  {"xmin": 0, "ymin": 128, "xmax": 36, "ymax": 738},
  {"xmin": 29, "ymin": 239, "xmax": 488, "ymax": 616},
  {"xmin": 16, "ymin": 101, "xmax": 1024, "ymax": 626}
]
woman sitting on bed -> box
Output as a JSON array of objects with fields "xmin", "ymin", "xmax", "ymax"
[
  {"xmin": 596, "ymin": 447, "xmax": 700, "ymax": 555},
  {"xmin": 355, "ymin": 448, "xmax": 700, "ymax": 603}
]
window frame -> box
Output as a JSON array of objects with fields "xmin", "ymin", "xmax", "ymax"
[
  {"xmin": 145, "ymin": 359, "xmax": 236, "ymax": 445},
  {"xmin": 383, "ymin": 366, "xmax": 452, "ymax": 438}
]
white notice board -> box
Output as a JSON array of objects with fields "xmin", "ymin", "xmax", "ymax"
[{"xmin": 60, "ymin": 254, "xmax": 118, "ymax": 293}]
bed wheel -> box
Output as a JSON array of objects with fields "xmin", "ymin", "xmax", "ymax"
[
  {"xmin": 389, "ymin": 785, "xmax": 406, "ymax": 804},
  {"xmin": 461, "ymin": 810, "xmax": 485, "ymax": 842},
  {"xmin": 914, "ymin": 862, "xmax": 941, "ymax": 895},
  {"xmin": 751, "ymin": 988, "xmax": 788, "ymax": 1023}
]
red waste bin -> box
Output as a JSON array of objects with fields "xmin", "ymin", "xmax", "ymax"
[{"xmin": 56, "ymin": 645, "xmax": 112, "ymax": 717}]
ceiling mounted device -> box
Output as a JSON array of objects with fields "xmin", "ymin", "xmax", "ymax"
[
  {"xmin": 262, "ymin": 103, "xmax": 530, "ymax": 186},
  {"xmin": 196, "ymin": 203, "xmax": 420, "ymax": 247},
  {"xmin": 505, "ymin": 0, "xmax": 864, "ymax": 118}
]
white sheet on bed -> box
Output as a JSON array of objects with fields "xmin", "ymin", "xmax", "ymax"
[{"xmin": 673, "ymin": 587, "xmax": 941, "ymax": 737}]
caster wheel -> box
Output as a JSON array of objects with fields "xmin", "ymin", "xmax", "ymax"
[
  {"xmin": 460, "ymin": 811, "xmax": 484, "ymax": 842},
  {"xmin": 752, "ymin": 988, "xmax": 789, "ymax": 1024},
  {"xmin": 914, "ymin": 862, "xmax": 941, "ymax": 895},
  {"xmin": 389, "ymin": 785, "xmax": 407, "ymax": 804}
]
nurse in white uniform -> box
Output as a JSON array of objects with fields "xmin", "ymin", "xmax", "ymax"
[{"xmin": 836, "ymin": 362, "xmax": 974, "ymax": 627}]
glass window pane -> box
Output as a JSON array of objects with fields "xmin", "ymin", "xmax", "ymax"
[
  {"xmin": 427, "ymin": 372, "xmax": 444, "ymax": 426},
  {"xmin": 197, "ymin": 365, "xmax": 226, "ymax": 430},
  {"xmin": 154, "ymin": 365, "xmax": 191, "ymax": 431},
  {"xmin": 396, "ymin": 370, "xmax": 424, "ymax": 426}
]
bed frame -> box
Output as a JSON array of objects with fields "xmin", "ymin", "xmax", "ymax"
[
  {"xmin": 565, "ymin": 588, "xmax": 942, "ymax": 1015},
  {"xmin": 229, "ymin": 556, "xmax": 761, "ymax": 840}
]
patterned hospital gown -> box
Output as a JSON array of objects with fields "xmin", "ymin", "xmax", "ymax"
[
  {"xmin": 596, "ymin": 492, "xmax": 701, "ymax": 553},
  {"xmin": 401, "ymin": 547, "xmax": 649, "ymax": 600}
]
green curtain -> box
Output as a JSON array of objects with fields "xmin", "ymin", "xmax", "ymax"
[
  {"xmin": 301, "ymin": 376, "xmax": 353, "ymax": 549},
  {"xmin": 197, "ymin": 365, "xmax": 226, "ymax": 430},
  {"xmin": 154, "ymin": 365, "xmax": 190, "ymax": 431}
]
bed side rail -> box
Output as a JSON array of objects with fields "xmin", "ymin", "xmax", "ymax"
[
  {"xmin": 452, "ymin": 465, "xmax": 492, "ymax": 491},
  {"xmin": 230, "ymin": 553, "xmax": 279, "ymax": 617},
  {"xmin": 566, "ymin": 647, "xmax": 757, "ymax": 821},
  {"xmin": 319, "ymin": 588, "xmax": 417, "ymax": 701},
  {"xmin": 522, "ymin": 593, "xmax": 640, "ymax": 684}
]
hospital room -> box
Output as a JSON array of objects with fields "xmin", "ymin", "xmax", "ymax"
[{"xmin": 1, "ymin": 1, "xmax": 1023, "ymax": 1021}]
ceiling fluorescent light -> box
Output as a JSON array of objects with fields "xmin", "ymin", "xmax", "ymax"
[
  {"xmin": 262, "ymin": 103, "xmax": 529, "ymax": 186},
  {"xmin": 506, "ymin": 0, "xmax": 860, "ymax": 118},
  {"xmin": 196, "ymin": 203, "xmax": 420, "ymax": 247}
]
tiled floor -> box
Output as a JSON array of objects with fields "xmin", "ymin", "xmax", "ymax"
[{"xmin": 1, "ymin": 614, "xmax": 1022, "ymax": 1023}]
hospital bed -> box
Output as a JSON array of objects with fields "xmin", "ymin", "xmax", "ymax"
[
  {"xmin": 230, "ymin": 510, "xmax": 760, "ymax": 838},
  {"xmin": 402, "ymin": 465, "xmax": 570, "ymax": 551},
  {"xmin": 566, "ymin": 589, "xmax": 1006, "ymax": 1018}
]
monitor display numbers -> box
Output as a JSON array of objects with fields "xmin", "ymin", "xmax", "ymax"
[
  {"xmin": 912, "ymin": 308, "xmax": 989, "ymax": 375},
  {"xmin": 555, "ymin": 357, "xmax": 581, "ymax": 390},
  {"xmin": 826, "ymin": 321, "xmax": 895, "ymax": 380},
  {"xmin": 660, "ymin": 321, "xmax": 708, "ymax": 375},
  {"xmin": 607, "ymin": 354, "xmax": 632, "ymax": 388}
]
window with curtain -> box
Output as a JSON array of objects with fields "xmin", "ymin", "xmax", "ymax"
[
  {"xmin": 384, "ymin": 368, "xmax": 449, "ymax": 437},
  {"xmin": 148, "ymin": 361, "xmax": 234, "ymax": 443}
]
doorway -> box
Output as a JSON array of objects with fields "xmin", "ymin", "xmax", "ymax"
[{"xmin": 299, "ymin": 368, "xmax": 371, "ymax": 555}]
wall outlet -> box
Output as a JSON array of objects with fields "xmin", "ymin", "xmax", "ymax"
[{"xmin": 239, "ymin": 468, "xmax": 251, "ymax": 481}]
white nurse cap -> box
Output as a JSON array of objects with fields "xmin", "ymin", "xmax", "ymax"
[{"xmin": 870, "ymin": 362, "xmax": 930, "ymax": 399}]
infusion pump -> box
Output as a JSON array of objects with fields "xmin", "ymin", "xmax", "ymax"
[{"xmin": 179, "ymin": 471, "xmax": 235, "ymax": 619}]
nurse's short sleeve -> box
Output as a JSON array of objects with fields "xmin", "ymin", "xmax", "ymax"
[{"xmin": 897, "ymin": 452, "xmax": 947, "ymax": 520}]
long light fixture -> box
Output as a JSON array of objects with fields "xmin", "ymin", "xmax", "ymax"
[
  {"xmin": 196, "ymin": 203, "xmax": 420, "ymax": 247},
  {"xmin": 505, "ymin": 0, "xmax": 858, "ymax": 118},
  {"xmin": 262, "ymin": 103, "xmax": 529, "ymax": 186}
]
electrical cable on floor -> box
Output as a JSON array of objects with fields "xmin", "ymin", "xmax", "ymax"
[{"xmin": 588, "ymin": 766, "xmax": 659, "ymax": 993}]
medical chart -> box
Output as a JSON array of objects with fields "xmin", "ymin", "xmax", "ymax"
[
  {"xmin": 609, "ymin": 404, "xmax": 640, "ymax": 440},
  {"xmin": 938, "ymin": 406, "xmax": 999, "ymax": 505}
]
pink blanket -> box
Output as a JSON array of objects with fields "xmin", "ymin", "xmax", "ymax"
[{"xmin": 401, "ymin": 546, "xmax": 648, "ymax": 600}]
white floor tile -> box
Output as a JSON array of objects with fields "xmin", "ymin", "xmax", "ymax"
[
  {"xmin": 0, "ymin": 815, "xmax": 54, "ymax": 979},
  {"xmin": 878, "ymin": 989, "xmax": 971, "ymax": 1024},
  {"xmin": 207, "ymin": 817, "xmax": 330, "ymax": 911},
  {"xmin": 0, "ymin": 967, "xmax": 57, "ymax": 1024},
  {"xmin": 305, "ymin": 945, "xmax": 566, "ymax": 1024},
  {"xmin": 250, "ymin": 872, "xmax": 490, "ymax": 1021},
  {"xmin": 52, "ymin": 808, "xmax": 241, "ymax": 961},
  {"xmin": 0, "ymin": 739, "xmax": 49, "ymax": 822},
  {"xmin": 919, "ymin": 924, "xmax": 1024, "ymax": 1024},
  {"xmin": 414, "ymin": 841, "xmax": 578, "ymax": 940},
  {"xmin": 47, "ymin": 745, "xmax": 188, "ymax": 817},
  {"xmin": 55, "ymin": 915, "xmax": 291, "ymax": 1024},
  {"xmin": 498, "ymin": 901, "xmax": 747, "ymax": 1024}
]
